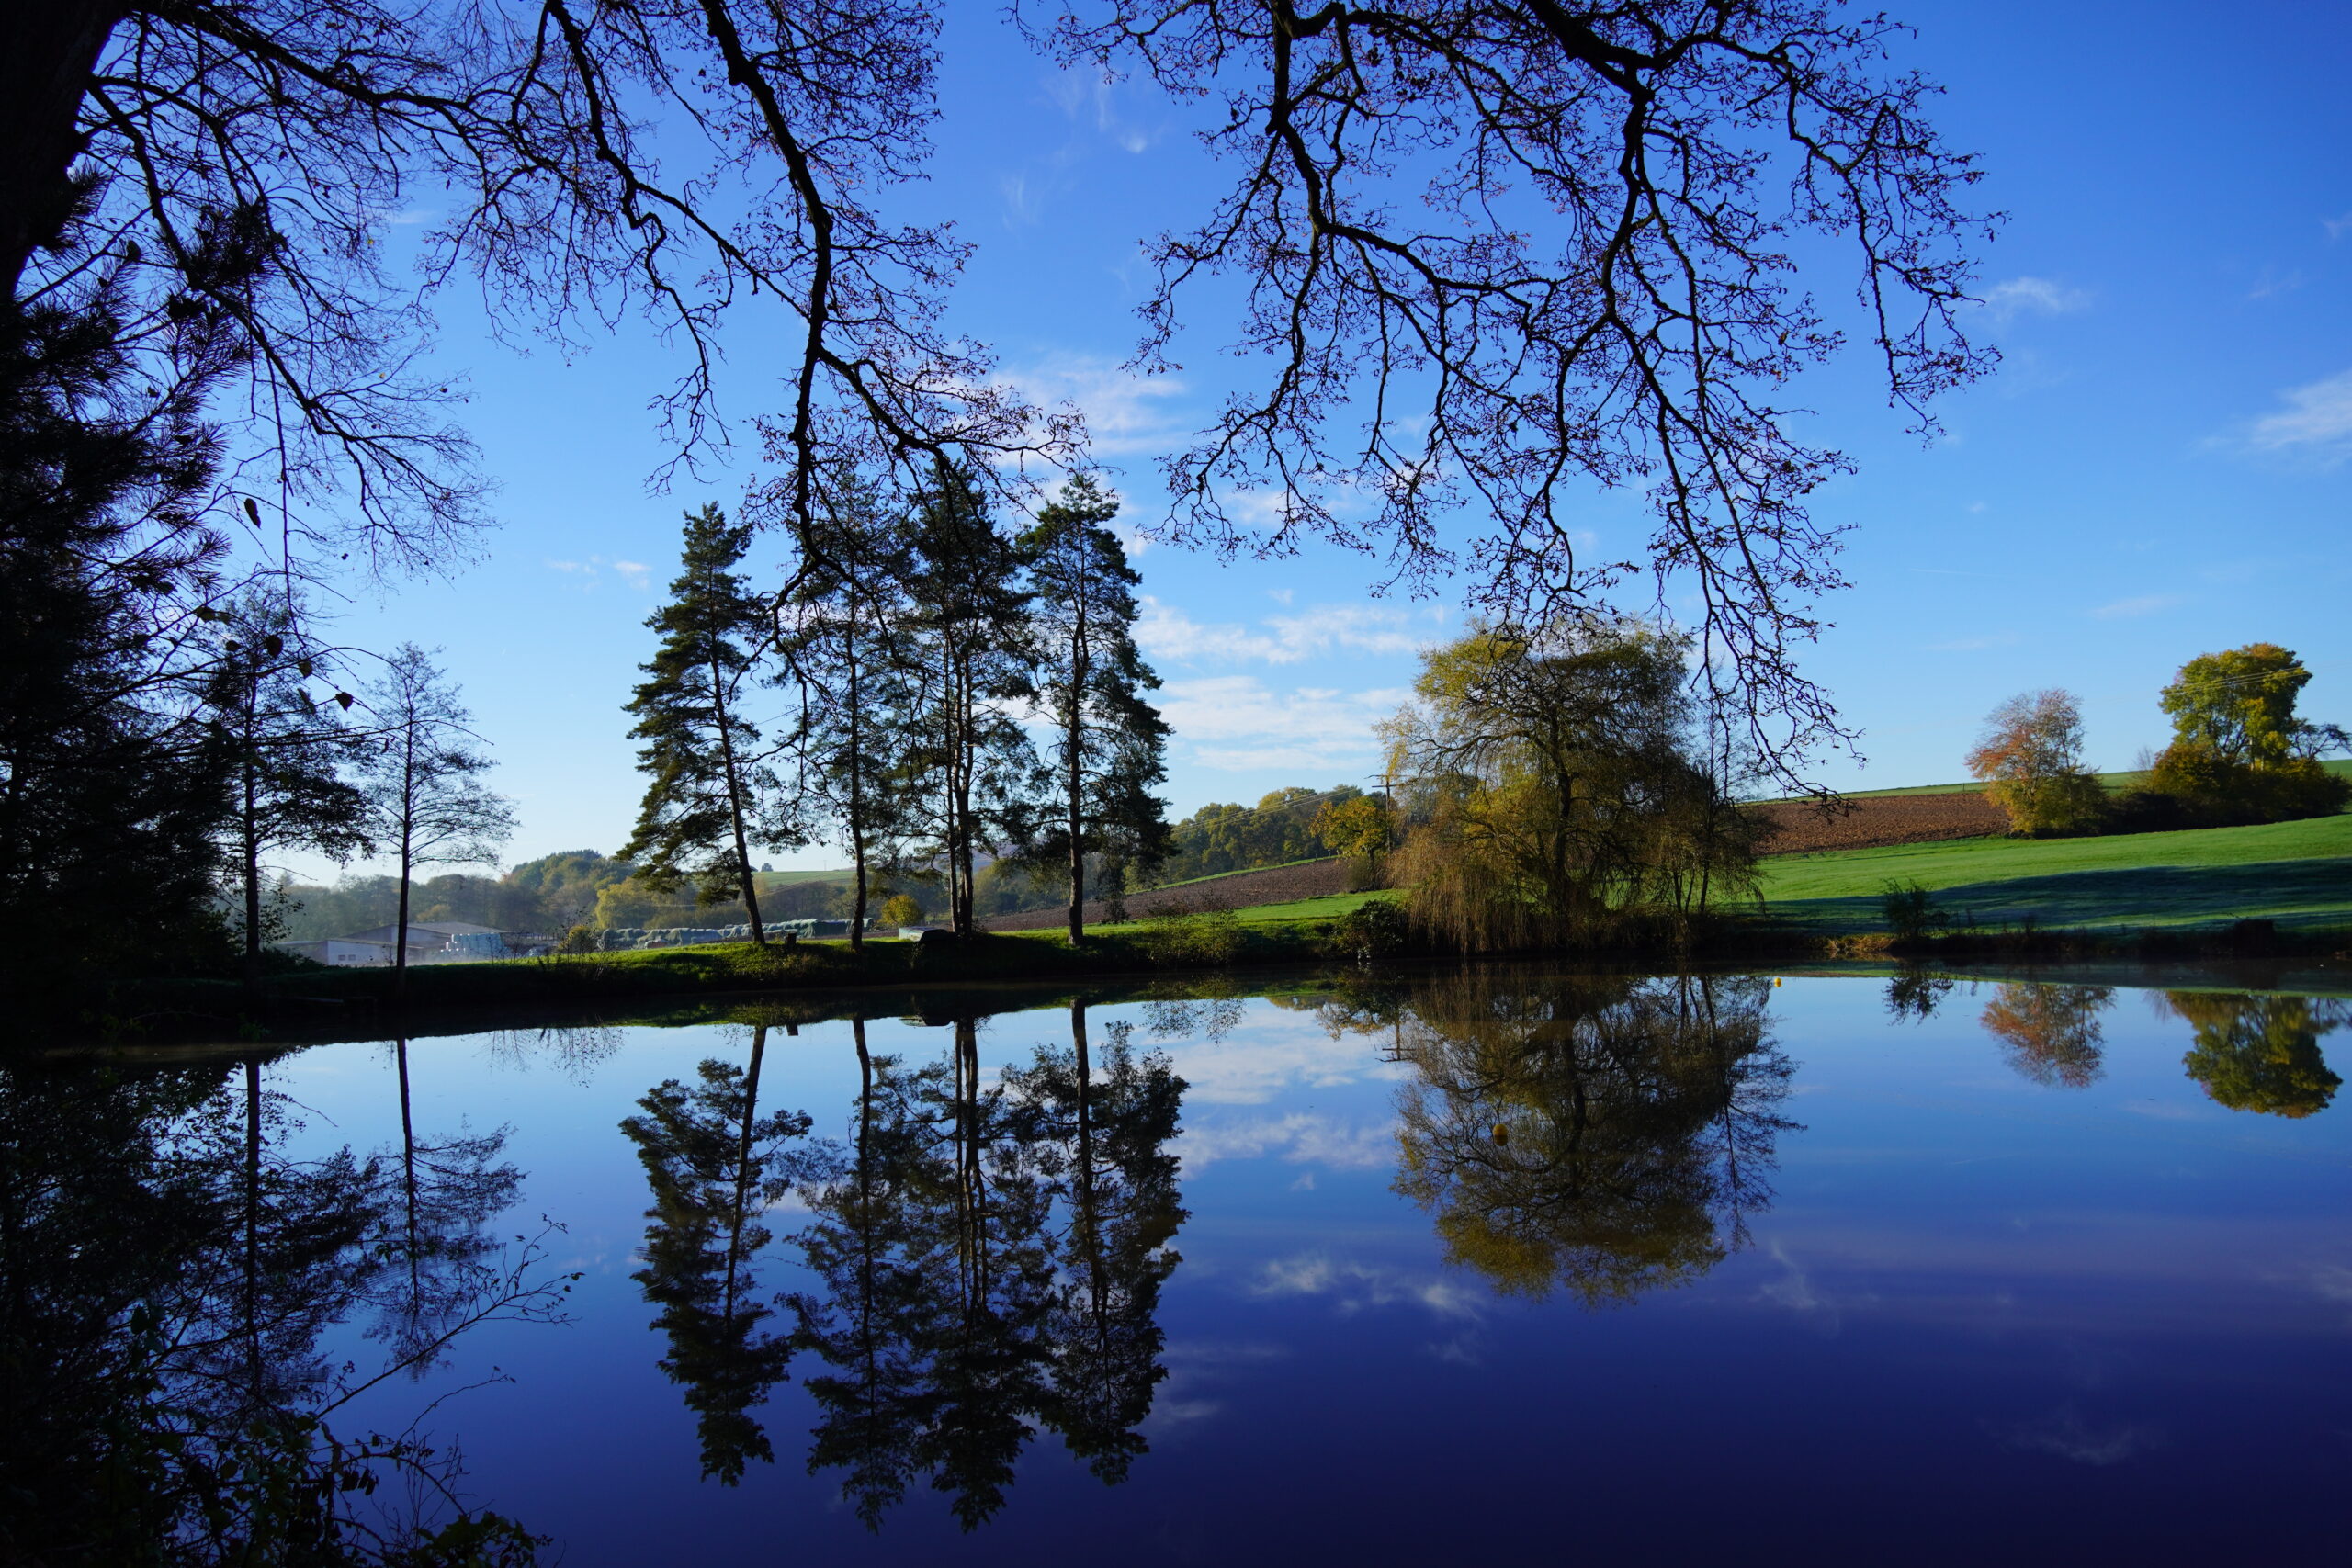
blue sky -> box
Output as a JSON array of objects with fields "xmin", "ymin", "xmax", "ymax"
[{"xmin": 320, "ymin": 0, "xmax": 2352, "ymax": 876}]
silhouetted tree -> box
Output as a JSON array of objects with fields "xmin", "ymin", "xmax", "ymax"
[
  {"xmin": 778, "ymin": 474, "xmax": 919, "ymax": 949},
  {"xmin": 357, "ymin": 644, "xmax": 514, "ymax": 997},
  {"xmin": 1006, "ymin": 1004, "xmax": 1187, "ymax": 1483},
  {"xmin": 1032, "ymin": 0, "xmax": 1995, "ymax": 787},
  {"xmin": 0, "ymin": 199, "xmax": 240, "ymax": 1010},
  {"xmin": 205, "ymin": 592, "xmax": 371, "ymax": 992},
  {"xmin": 1016, "ymin": 479, "xmax": 1171, "ymax": 942},
  {"xmin": 624, "ymin": 504, "xmax": 786, "ymax": 945},
  {"xmin": 899, "ymin": 468, "xmax": 1043, "ymax": 936},
  {"xmin": 789, "ymin": 1024, "xmax": 955, "ymax": 1528},
  {"xmin": 621, "ymin": 1030, "xmax": 814, "ymax": 1484}
]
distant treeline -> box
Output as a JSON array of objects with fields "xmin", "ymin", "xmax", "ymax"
[{"xmin": 1154, "ymin": 785, "xmax": 1371, "ymax": 883}]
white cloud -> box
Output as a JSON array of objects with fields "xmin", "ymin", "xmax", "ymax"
[
  {"xmin": 1980, "ymin": 276, "xmax": 2092, "ymax": 321},
  {"xmin": 1138, "ymin": 598, "xmax": 1441, "ymax": 666},
  {"xmin": 996, "ymin": 354, "xmax": 1187, "ymax": 460},
  {"xmin": 1158, "ymin": 675, "xmax": 1409, "ymax": 773},
  {"xmin": 2088, "ymin": 593, "xmax": 2181, "ymax": 620},
  {"xmin": 2244, "ymin": 368, "xmax": 2352, "ymax": 464},
  {"xmin": 1043, "ymin": 70, "xmax": 1159, "ymax": 153},
  {"xmin": 2325, "ymin": 211, "xmax": 2352, "ymax": 242},
  {"xmin": 1250, "ymin": 1254, "xmax": 1487, "ymax": 1321},
  {"xmin": 1175, "ymin": 1111, "xmax": 1398, "ymax": 1170},
  {"xmin": 612, "ymin": 559, "xmax": 650, "ymax": 588}
]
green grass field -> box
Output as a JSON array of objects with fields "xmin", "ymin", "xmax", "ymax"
[{"xmin": 1758, "ymin": 813, "xmax": 2352, "ymax": 933}]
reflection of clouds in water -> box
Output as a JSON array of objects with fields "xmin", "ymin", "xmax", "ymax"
[
  {"xmin": 1250, "ymin": 1253, "xmax": 1486, "ymax": 1322},
  {"xmin": 1996, "ymin": 1404, "xmax": 2163, "ymax": 1466},
  {"xmin": 1756, "ymin": 1242, "xmax": 1845, "ymax": 1335},
  {"xmin": 2309, "ymin": 1264, "xmax": 2352, "ymax": 1304},
  {"xmin": 1148, "ymin": 1017, "xmax": 1405, "ymax": 1104},
  {"xmin": 1144, "ymin": 1340, "xmax": 1290, "ymax": 1436},
  {"xmin": 1175, "ymin": 1112, "xmax": 1396, "ymax": 1172}
]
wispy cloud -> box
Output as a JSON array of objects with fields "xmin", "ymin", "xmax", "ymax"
[
  {"xmin": 546, "ymin": 555, "xmax": 653, "ymax": 592},
  {"xmin": 2242, "ymin": 367, "xmax": 2352, "ymax": 465},
  {"xmin": 996, "ymin": 354, "xmax": 1188, "ymax": 461},
  {"xmin": 1250, "ymin": 1254, "xmax": 1487, "ymax": 1322},
  {"xmin": 1043, "ymin": 70, "xmax": 1161, "ymax": 154},
  {"xmin": 1996, "ymin": 1404, "xmax": 2162, "ymax": 1467},
  {"xmin": 2089, "ymin": 593, "xmax": 2181, "ymax": 620},
  {"xmin": 1158, "ymin": 676, "xmax": 1408, "ymax": 773},
  {"xmin": 1138, "ymin": 598, "xmax": 1440, "ymax": 666},
  {"xmin": 2325, "ymin": 211, "xmax": 2352, "ymax": 242},
  {"xmin": 1981, "ymin": 276, "xmax": 2092, "ymax": 321}
]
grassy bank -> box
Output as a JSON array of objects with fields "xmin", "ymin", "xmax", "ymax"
[{"xmin": 1757, "ymin": 813, "xmax": 2352, "ymax": 934}]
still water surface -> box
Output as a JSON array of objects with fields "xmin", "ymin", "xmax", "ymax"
[{"xmin": 19, "ymin": 969, "xmax": 2352, "ymax": 1562}]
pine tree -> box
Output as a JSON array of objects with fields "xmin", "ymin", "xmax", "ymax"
[
  {"xmin": 622, "ymin": 504, "xmax": 784, "ymax": 944},
  {"xmin": 898, "ymin": 467, "xmax": 1041, "ymax": 937},
  {"xmin": 205, "ymin": 592, "xmax": 371, "ymax": 993},
  {"xmin": 1017, "ymin": 479, "xmax": 1170, "ymax": 942},
  {"xmin": 0, "ymin": 194, "xmax": 243, "ymax": 1008},
  {"xmin": 776, "ymin": 472, "xmax": 914, "ymax": 950}
]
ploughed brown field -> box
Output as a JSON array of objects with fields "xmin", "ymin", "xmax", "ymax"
[
  {"xmin": 1750, "ymin": 789, "xmax": 2006, "ymax": 853},
  {"xmin": 984, "ymin": 858, "xmax": 1356, "ymax": 931},
  {"xmin": 984, "ymin": 791, "xmax": 2006, "ymax": 930}
]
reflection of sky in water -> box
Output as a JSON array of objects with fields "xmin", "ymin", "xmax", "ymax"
[{"xmin": 267, "ymin": 975, "xmax": 2352, "ymax": 1562}]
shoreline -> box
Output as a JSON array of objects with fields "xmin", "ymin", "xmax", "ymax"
[{"xmin": 41, "ymin": 913, "xmax": 2352, "ymax": 1049}]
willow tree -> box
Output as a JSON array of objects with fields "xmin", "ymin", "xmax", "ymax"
[
  {"xmin": 623, "ymin": 504, "xmax": 783, "ymax": 946},
  {"xmin": 1017, "ymin": 478, "xmax": 1170, "ymax": 942},
  {"xmin": 1384, "ymin": 620, "xmax": 1761, "ymax": 950}
]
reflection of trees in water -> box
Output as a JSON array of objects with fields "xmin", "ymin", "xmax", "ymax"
[
  {"xmin": 0, "ymin": 1054, "xmax": 555, "ymax": 1562},
  {"xmin": 1884, "ymin": 967, "xmax": 1955, "ymax": 1023},
  {"xmin": 1390, "ymin": 972, "xmax": 1793, "ymax": 1306},
  {"xmin": 784, "ymin": 1004, "xmax": 1188, "ymax": 1529},
  {"xmin": 2162, "ymin": 993, "xmax": 2347, "ymax": 1118},
  {"xmin": 620, "ymin": 1023, "xmax": 814, "ymax": 1483},
  {"xmin": 1980, "ymin": 984, "xmax": 2113, "ymax": 1089}
]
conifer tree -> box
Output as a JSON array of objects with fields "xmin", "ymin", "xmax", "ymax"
[
  {"xmin": 776, "ymin": 473, "xmax": 915, "ymax": 950},
  {"xmin": 1017, "ymin": 479, "xmax": 1170, "ymax": 942},
  {"xmin": 622, "ymin": 504, "xmax": 784, "ymax": 944},
  {"xmin": 899, "ymin": 468, "xmax": 1041, "ymax": 936},
  {"xmin": 205, "ymin": 592, "xmax": 371, "ymax": 993}
]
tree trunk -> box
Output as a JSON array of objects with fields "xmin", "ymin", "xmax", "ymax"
[
  {"xmin": 240, "ymin": 748, "xmax": 263, "ymax": 998},
  {"xmin": 724, "ymin": 1024, "xmax": 767, "ymax": 1324},
  {"xmin": 0, "ymin": 0, "xmax": 121, "ymax": 301},
  {"xmin": 845, "ymin": 638, "xmax": 866, "ymax": 951},
  {"xmin": 1066, "ymin": 605, "xmax": 1088, "ymax": 946},
  {"xmin": 710, "ymin": 649, "xmax": 767, "ymax": 946}
]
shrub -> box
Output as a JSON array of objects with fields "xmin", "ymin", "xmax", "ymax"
[
  {"xmin": 556, "ymin": 923, "xmax": 598, "ymax": 955},
  {"xmin": 1881, "ymin": 879, "xmax": 1945, "ymax": 944},
  {"xmin": 878, "ymin": 892, "xmax": 925, "ymax": 927},
  {"xmin": 1142, "ymin": 907, "xmax": 1243, "ymax": 967},
  {"xmin": 1331, "ymin": 898, "xmax": 1408, "ymax": 961}
]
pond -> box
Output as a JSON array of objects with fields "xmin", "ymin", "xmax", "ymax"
[{"xmin": 10, "ymin": 967, "xmax": 2352, "ymax": 1562}]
